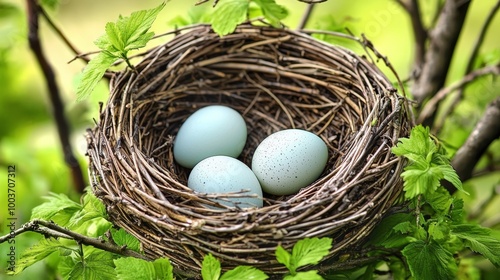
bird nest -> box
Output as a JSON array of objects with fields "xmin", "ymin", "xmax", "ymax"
[{"xmin": 86, "ymin": 24, "xmax": 412, "ymax": 276}]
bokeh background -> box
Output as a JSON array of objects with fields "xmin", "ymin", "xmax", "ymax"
[{"xmin": 1, "ymin": 0, "xmax": 499, "ymax": 278}]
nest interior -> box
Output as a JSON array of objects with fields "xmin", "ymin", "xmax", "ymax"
[{"xmin": 86, "ymin": 24, "xmax": 412, "ymax": 275}]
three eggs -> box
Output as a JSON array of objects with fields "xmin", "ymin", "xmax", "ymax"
[{"xmin": 173, "ymin": 105, "xmax": 328, "ymax": 208}]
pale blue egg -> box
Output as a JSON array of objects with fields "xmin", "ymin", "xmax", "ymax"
[
  {"xmin": 252, "ymin": 129, "xmax": 328, "ymax": 195},
  {"xmin": 188, "ymin": 156, "xmax": 263, "ymax": 208},
  {"xmin": 173, "ymin": 105, "xmax": 247, "ymax": 168}
]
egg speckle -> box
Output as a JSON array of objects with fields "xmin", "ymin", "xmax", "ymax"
[
  {"xmin": 173, "ymin": 105, "xmax": 247, "ymax": 168},
  {"xmin": 251, "ymin": 129, "xmax": 328, "ymax": 195},
  {"xmin": 188, "ymin": 156, "xmax": 263, "ymax": 208}
]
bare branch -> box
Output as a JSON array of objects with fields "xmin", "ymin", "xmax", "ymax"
[
  {"xmin": 38, "ymin": 5, "xmax": 90, "ymax": 64},
  {"xmin": 411, "ymin": 0, "xmax": 471, "ymax": 105},
  {"xmin": 394, "ymin": 0, "xmax": 427, "ymax": 70},
  {"xmin": 26, "ymin": 0, "xmax": 86, "ymax": 193},
  {"xmin": 0, "ymin": 219, "xmax": 148, "ymax": 260},
  {"xmin": 433, "ymin": 0, "xmax": 500, "ymax": 133},
  {"xmin": 444, "ymin": 97, "xmax": 500, "ymax": 193},
  {"xmin": 299, "ymin": 0, "xmax": 327, "ymax": 3},
  {"xmin": 417, "ymin": 64, "xmax": 500, "ymax": 124},
  {"xmin": 297, "ymin": 4, "xmax": 315, "ymax": 30}
]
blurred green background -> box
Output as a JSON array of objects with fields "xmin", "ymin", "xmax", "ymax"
[{"xmin": 0, "ymin": 0, "xmax": 499, "ymax": 279}]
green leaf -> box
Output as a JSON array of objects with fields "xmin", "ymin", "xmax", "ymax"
[
  {"xmin": 402, "ymin": 240, "xmax": 456, "ymax": 280},
  {"xmin": 76, "ymin": 52, "xmax": 117, "ymax": 101},
  {"xmin": 276, "ymin": 245, "xmax": 292, "ymax": 270},
  {"xmin": 393, "ymin": 221, "xmax": 412, "ymax": 234},
  {"xmin": 111, "ymin": 228, "xmax": 141, "ymax": 252},
  {"xmin": 14, "ymin": 238, "xmax": 70, "ymax": 274},
  {"xmin": 210, "ymin": 0, "xmax": 249, "ymax": 36},
  {"xmin": 252, "ymin": 0, "xmax": 288, "ymax": 26},
  {"xmin": 425, "ymin": 186, "xmax": 452, "ymax": 212},
  {"xmin": 290, "ymin": 237, "xmax": 332, "ymax": 273},
  {"xmin": 69, "ymin": 251, "xmax": 116, "ymax": 280},
  {"xmin": 30, "ymin": 193, "xmax": 82, "ymax": 222},
  {"xmin": 440, "ymin": 164, "xmax": 467, "ymax": 194},
  {"xmin": 69, "ymin": 192, "xmax": 107, "ymax": 226},
  {"xmin": 449, "ymin": 198, "xmax": 465, "ymax": 223},
  {"xmin": 428, "ymin": 222, "xmax": 447, "ymax": 241},
  {"xmin": 115, "ymin": 257, "xmax": 156, "ymax": 280},
  {"xmin": 220, "ymin": 266, "xmax": 268, "ymax": 280},
  {"xmin": 77, "ymin": 2, "xmax": 165, "ymax": 101},
  {"xmin": 68, "ymin": 192, "xmax": 111, "ymax": 236},
  {"xmin": 104, "ymin": 21, "xmax": 124, "ymax": 52},
  {"xmin": 400, "ymin": 163, "xmax": 442, "ymax": 199},
  {"xmin": 392, "ymin": 125, "xmax": 436, "ymax": 164},
  {"xmin": 202, "ymin": 253, "xmax": 221, "ymax": 280},
  {"xmin": 451, "ymin": 224, "xmax": 500, "ymax": 267},
  {"xmin": 117, "ymin": 2, "xmax": 165, "ymax": 51},
  {"xmin": 366, "ymin": 213, "xmax": 414, "ymax": 248},
  {"xmin": 153, "ymin": 258, "xmax": 174, "ymax": 280},
  {"xmin": 284, "ymin": 270, "xmax": 323, "ymax": 280}
]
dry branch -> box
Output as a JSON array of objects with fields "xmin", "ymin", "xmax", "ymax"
[
  {"xmin": 411, "ymin": 0, "xmax": 471, "ymax": 106},
  {"xmin": 26, "ymin": 0, "xmax": 85, "ymax": 193},
  {"xmin": 446, "ymin": 97, "xmax": 500, "ymax": 193}
]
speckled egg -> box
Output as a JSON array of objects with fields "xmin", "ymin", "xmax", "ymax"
[
  {"xmin": 188, "ymin": 156, "xmax": 263, "ymax": 208},
  {"xmin": 251, "ymin": 129, "xmax": 328, "ymax": 195},
  {"xmin": 173, "ymin": 105, "xmax": 247, "ymax": 168}
]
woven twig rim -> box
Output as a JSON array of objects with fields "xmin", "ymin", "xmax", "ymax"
[{"xmin": 86, "ymin": 23, "xmax": 412, "ymax": 275}]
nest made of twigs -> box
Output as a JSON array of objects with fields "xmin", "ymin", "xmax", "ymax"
[{"xmin": 86, "ymin": 24, "xmax": 412, "ymax": 276}]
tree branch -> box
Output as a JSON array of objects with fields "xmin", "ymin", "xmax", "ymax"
[
  {"xmin": 411, "ymin": 0, "xmax": 471, "ymax": 107},
  {"xmin": 417, "ymin": 64, "xmax": 500, "ymax": 125},
  {"xmin": 297, "ymin": 3, "xmax": 315, "ymax": 30},
  {"xmin": 27, "ymin": 0, "xmax": 85, "ymax": 193},
  {"xmin": 433, "ymin": 0, "xmax": 500, "ymax": 133},
  {"xmin": 0, "ymin": 219, "xmax": 148, "ymax": 260},
  {"xmin": 394, "ymin": 0, "xmax": 427, "ymax": 71},
  {"xmin": 38, "ymin": 5, "xmax": 90, "ymax": 63},
  {"xmin": 444, "ymin": 97, "xmax": 500, "ymax": 193}
]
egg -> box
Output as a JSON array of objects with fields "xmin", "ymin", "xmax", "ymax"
[
  {"xmin": 188, "ymin": 156, "xmax": 263, "ymax": 208},
  {"xmin": 251, "ymin": 129, "xmax": 328, "ymax": 195},
  {"xmin": 173, "ymin": 105, "xmax": 247, "ymax": 168}
]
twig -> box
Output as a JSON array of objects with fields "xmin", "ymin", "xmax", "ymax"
[
  {"xmin": 299, "ymin": 0, "xmax": 327, "ymax": 3},
  {"xmin": 443, "ymin": 97, "xmax": 500, "ymax": 194},
  {"xmin": 417, "ymin": 64, "xmax": 500, "ymax": 124},
  {"xmin": 0, "ymin": 219, "xmax": 148, "ymax": 260},
  {"xmin": 297, "ymin": 3, "xmax": 315, "ymax": 30},
  {"xmin": 394, "ymin": 0, "xmax": 427, "ymax": 72},
  {"xmin": 27, "ymin": 0, "xmax": 85, "ymax": 193},
  {"xmin": 411, "ymin": 0, "xmax": 471, "ymax": 106},
  {"xmin": 38, "ymin": 4, "xmax": 90, "ymax": 63},
  {"xmin": 433, "ymin": 0, "xmax": 500, "ymax": 133}
]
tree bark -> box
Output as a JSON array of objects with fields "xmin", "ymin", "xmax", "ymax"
[{"xmin": 411, "ymin": 0, "xmax": 471, "ymax": 107}]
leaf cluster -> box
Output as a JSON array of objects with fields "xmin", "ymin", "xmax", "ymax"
[
  {"xmin": 11, "ymin": 189, "xmax": 335, "ymax": 279},
  {"xmin": 76, "ymin": 3, "xmax": 165, "ymax": 101},
  {"xmin": 207, "ymin": 0, "xmax": 288, "ymax": 36},
  {"xmin": 360, "ymin": 125, "xmax": 500, "ymax": 279}
]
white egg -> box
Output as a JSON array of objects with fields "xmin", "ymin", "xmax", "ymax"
[
  {"xmin": 173, "ymin": 105, "xmax": 247, "ymax": 168},
  {"xmin": 251, "ymin": 129, "xmax": 328, "ymax": 195},
  {"xmin": 188, "ymin": 156, "xmax": 263, "ymax": 208}
]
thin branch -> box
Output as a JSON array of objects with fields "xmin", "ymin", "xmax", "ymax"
[
  {"xmin": 27, "ymin": 0, "xmax": 85, "ymax": 193},
  {"xmin": 297, "ymin": 4, "xmax": 315, "ymax": 30},
  {"xmin": 38, "ymin": 5, "xmax": 90, "ymax": 64},
  {"xmin": 0, "ymin": 219, "xmax": 148, "ymax": 260},
  {"xmin": 417, "ymin": 64, "xmax": 500, "ymax": 124},
  {"xmin": 433, "ymin": 0, "xmax": 500, "ymax": 133},
  {"xmin": 444, "ymin": 97, "xmax": 500, "ymax": 194},
  {"xmin": 411, "ymin": 0, "xmax": 471, "ymax": 106},
  {"xmin": 299, "ymin": 0, "xmax": 327, "ymax": 3},
  {"xmin": 394, "ymin": 0, "xmax": 427, "ymax": 71}
]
